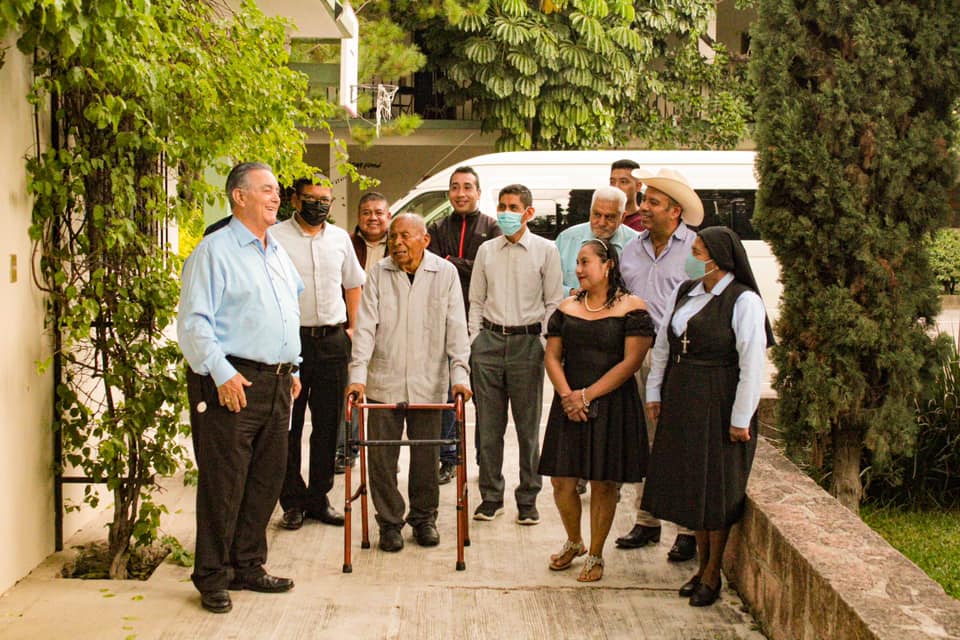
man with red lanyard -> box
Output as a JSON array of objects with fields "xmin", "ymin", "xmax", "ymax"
[{"xmin": 426, "ymin": 166, "xmax": 502, "ymax": 483}]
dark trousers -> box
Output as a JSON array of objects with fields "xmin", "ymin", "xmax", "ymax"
[
  {"xmin": 187, "ymin": 367, "xmax": 291, "ymax": 592},
  {"xmin": 280, "ymin": 327, "xmax": 350, "ymax": 514},
  {"xmin": 367, "ymin": 403, "xmax": 442, "ymax": 530},
  {"xmin": 471, "ymin": 331, "xmax": 544, "ymax": 507},
  {"xmin": 439, "ymin": 387, "xmax": 458, "ymax": 465}
]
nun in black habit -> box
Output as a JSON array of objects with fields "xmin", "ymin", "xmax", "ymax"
[{"xmin": 641, "ymin": 226, "xmax": 776, "ymax": 607}]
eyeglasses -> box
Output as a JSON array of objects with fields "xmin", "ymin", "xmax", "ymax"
[{"xmin": 300, "ymin": 196, "xmax": 333, "ymax": 205}]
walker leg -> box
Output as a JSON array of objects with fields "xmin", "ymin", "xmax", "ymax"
[
  {"xmin": 344, "ymin": 436, "xmax": 353, "ymax": 573},
  {"xmin": 359, "ymin": 411, "xmax": 370, "ymax": 549}
]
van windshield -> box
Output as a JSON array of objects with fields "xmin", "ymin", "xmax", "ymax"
[{"xmin": 398, "ymin": 191, "xmax": 452, "ymax": 226}]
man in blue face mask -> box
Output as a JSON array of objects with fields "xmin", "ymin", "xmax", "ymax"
[{"xmin": 467, "ymin": 184, "xmax": 565, "ymax": 524}]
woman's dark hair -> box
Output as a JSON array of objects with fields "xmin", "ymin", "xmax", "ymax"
[{"xmin": 575, "ymin": 239, "xmax": 629, "ymax": 309}]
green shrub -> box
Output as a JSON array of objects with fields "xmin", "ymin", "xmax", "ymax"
[
  {"xmin": 931, "ymin": 228, "xmax": 960, "ymax": 294},
  {"xmin": 865, "ymin": 338, "xmax": 960, "ymax": 507}
]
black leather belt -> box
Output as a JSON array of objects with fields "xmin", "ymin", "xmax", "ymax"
[
  {"xmin": 301, "ymin": 325, "xmax": 342, "ymax": 338},
  {"xmin": 482, "ymin": 319, "xmax": 542, "ymax": 336},
  {"xmin": 227, "ymin": 356, "xmax": 299, "ymax": 375},
  {"xmin": 672, "ymin": 354, "xmax": 738, "ymax": 367}
]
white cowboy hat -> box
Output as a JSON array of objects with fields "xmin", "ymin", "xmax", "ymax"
[{"xmin": 631, "ymin": 167, "xmax": 704, "ymax": 227}]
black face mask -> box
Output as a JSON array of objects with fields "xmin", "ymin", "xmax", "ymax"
[{"xmin": 299, "ymin": 200, "xmax": 330, "ymax": 226}]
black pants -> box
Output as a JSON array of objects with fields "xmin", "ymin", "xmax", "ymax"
[
  {"xmin": 280, "ymin": 327, "xmax": 350, "ymax": 514},
  {"xmin": 188, "ymin": 366, "xmax": 291, "ymax": 592}
]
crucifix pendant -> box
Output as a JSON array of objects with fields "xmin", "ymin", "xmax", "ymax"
[{"xmin": 680, "ymin": 331, "xmax": 690, "ymax": 354}]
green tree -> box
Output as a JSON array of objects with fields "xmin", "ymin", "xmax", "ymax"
[
  {"xmin": 750, "ymin": 0, "xmax": 960, "ymax": 511},
  {"xmin": 1, "ymin": 0, "xmax": 342, "ymax": 577},
  {"xmin": 406, "ymin": 0, "xmax": 748, "ymax": 150}
]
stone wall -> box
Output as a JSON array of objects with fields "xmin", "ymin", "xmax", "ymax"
[{"xmin": 724, "ymin": 439, "xmax": 960, "ymax": 640}]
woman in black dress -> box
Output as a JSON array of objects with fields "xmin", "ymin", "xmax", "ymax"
[
  {"xmin": 539, "ymin": 239, "xmax": 655, "ymax": 582},
  {"xmin": 641, "ymin": 226, "xmax": 775, "ymax": 606}
]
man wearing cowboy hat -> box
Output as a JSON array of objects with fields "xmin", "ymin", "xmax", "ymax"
[{"xmin": 615, "ymin": 167, "xmax": 703, "ymax": 562}]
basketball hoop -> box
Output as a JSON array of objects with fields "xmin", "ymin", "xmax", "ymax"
[{"xmin": 350, "ymin": 83, "xmax": 399, "ymax": 137}]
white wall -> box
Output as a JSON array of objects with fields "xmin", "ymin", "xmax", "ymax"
[{"xmin": 0, "ymin": 35, "xmax": 55, "ymax": 594}]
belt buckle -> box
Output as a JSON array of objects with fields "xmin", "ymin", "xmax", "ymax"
[
  {"xmin": 501, "ymin": 324, "xmax": 509, "ymax": 336},
  {"xmin": 275, "ymin": 363, "xmax": 284, "ymax": 375}
]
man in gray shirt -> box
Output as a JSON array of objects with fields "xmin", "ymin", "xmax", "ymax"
[
  {"xmin": 616, "ymin": 168, "xmax": 703, "ymax": 562},
  {"xmin": 346, "ymin": 213, "xmax": 472, "ymax": 553},
  {"xmin": 469, "ymin": 184, "xmax": 564, "ymax": 525}
]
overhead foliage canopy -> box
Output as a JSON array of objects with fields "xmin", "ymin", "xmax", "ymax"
[{"xmin": 370, "ymin": 0, "xmax": 750, "ymax": 150}]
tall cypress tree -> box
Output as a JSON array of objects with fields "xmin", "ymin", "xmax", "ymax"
[{"xmin": 751, "ymin": 1, "xmax": 960, "ymax": 511}]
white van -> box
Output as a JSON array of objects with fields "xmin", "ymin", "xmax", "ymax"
[{"xmin": 391, "ymin": 150, "xmax": 781, "ymax": 324}]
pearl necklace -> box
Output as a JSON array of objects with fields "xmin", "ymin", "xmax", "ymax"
[{"xmin": 583, "ymin": 296, "xmax": 606, "ymax": 312}]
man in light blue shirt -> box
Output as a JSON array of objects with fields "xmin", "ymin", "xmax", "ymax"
[
  {"xmin": 178, "ymin": 162, "xmax": 304, "ymax": 614},
  {"xmin": 614, "ymin": 167, "xmax": 703, "ymax": 562},
  {"xmin": 554, "ymin": 186, "xmax": 638, "ymax": 295}
]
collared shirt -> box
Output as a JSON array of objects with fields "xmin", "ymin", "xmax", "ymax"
[
  {"xmin": 620, "ymin": 222, "xmax": 697, "ymax": 333},
  {"xmin": 271, "ymin": 218, "xmax": 365, "ymax": 327},
  {"xmin": 349, "ymin": 252, "xmax": 470, "ymax": 403},
  {"xmin": 364, "ymin": 239, "xmax": 387, "ymax": 273},
  {"xmin": 646, "ymin": 273, "xmax": 767, "ymax": 428},
  {"xmin": 554, "ymin": 221, "xmax": 639, "ymax": 293},
  {"xmin": 468, "ymin": 228, "xmax": 565, "ymax": 341},
  {"xmin": 178, "ymin": 216, "xmax": 304, "ymax": 386}
]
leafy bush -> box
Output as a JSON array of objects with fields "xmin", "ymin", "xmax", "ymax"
[
  {"xmin": 865, "ymin": 338, "xmax": 960, "ymax": 507},
  {"xmin": 930, "ymin": 228, "xmax": 960, "ymax": 294}
]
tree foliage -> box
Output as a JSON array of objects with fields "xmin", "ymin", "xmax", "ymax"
[
  {"xmin": 751, "ymin": 0, "xmax": 960, "ymax": 511},
  {"xmin": 930, "ymin": 228, "xmax": 960, "ymax": 294},
  {"xmin": 1, "ymin": 0, "xmax": 340, "ymax": 577},
  {"xmin": 387, "ymin": 0, "xmax": 749, "ymax": 150}
]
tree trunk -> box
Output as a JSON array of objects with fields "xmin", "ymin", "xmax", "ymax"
[{"xmin": 831, "ymin": 423, "xmax": 862, "ymax": 514}]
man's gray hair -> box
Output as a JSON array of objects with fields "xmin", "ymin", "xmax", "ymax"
[
  {"xmin": 591, "ymin": 185, "xmax": 627, "ymax": 214},
  {"xmin": 226, "ymin": 162, "xmax": 272, "ymax": 208},
  {"xmin": 389, "ymin": 212, "xmax": 427, "ymax": 234}
]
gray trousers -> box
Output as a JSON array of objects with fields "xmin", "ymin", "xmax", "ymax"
[
  {"xmin": 367, "ymin": 402, "xmax": 442, "ymax": 530},
  {"xmin": 632, "ymin": 351, "xmax": 692, "ymax": 535},
  {"xmin": 471, "ymin": 330, "xmax": 544, "ymax": 507}
]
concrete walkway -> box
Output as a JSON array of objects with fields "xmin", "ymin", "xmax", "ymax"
[{"xmin": 0, "ymin": 395, "xmax": 764, "ymax": 639}]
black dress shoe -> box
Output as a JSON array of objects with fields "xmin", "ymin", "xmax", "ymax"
[
  {"xmin": 688, "ymin": 577, "xmax": 721, "ymax": 607},
  {"xmin": 307, "ymin": 504, "xmax": 345, "ymax": 526},
  {"xmin": 667, "ymin": 534, "xmax": 697, "ymax": 562},
  {"xmin": 379, "ymin": 528, "xmax": 404, "ymax": 552},
  {"xmin": 413, "ymin": 522, "xmax": 440, "ymax": 547},
  {"xmin": 279, "ymin": 508, "xmax": 304, "ymax": 530},
  {"xmin": 334, "ymin": 456, "xmax": 347, "ymax": 474},
  {"xmin": 678, "ymin": 574, "xmax": 701, "ymax": 597},
  {"xmin": 615, "ymin": 524, "xmax": 661, "ymax": 549},
  {"xmin": 229, "ymin": 573, "xmax": 294, "ymax": 593},
  {"xmin": 200, "ymin": 589, "xmax": 232, "ymax": 613}
]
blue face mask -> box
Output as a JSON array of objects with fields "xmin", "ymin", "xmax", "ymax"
[
  {"xmin": 684, "ymin": 254, "xmax": 713, "ymax": 280},
  {"xmin": 497, "ymin": 212, "xmax": 524, "ymax": 236}
]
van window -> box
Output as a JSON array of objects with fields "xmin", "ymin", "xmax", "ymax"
[
  {"xmin": 399, "ymin": 191, "xmax": 453, "ymax": 226},
  {"xmin": 697, "ymin": 190, "xmax": 759, "ymax": 240},
  {"xmin": 551, "ymin": 188, "xmax": 759, "ymax": 241},
  {"xmin": 401, "ymin": 187, "xmax": 760, "ymax": 242}
]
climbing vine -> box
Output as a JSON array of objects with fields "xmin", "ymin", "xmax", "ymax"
[{"xmin": 1, "ymin": 0, "xmax": 345, "ymax": 577}]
